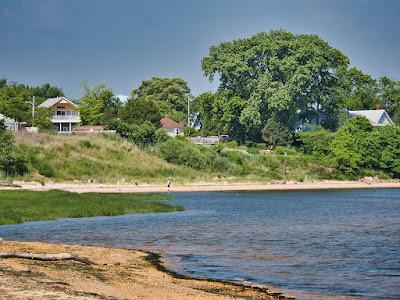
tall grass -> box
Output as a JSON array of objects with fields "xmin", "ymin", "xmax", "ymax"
[
  {"xmin": 14, "ymin": 133, "xmax": 204, "ymax": 183},
  {"xmin": 0, "ymin": 190, "xmax": 183, "ymax": 225},
  {"xmin": 13, "ymin": 132, "xmax": 334, "ymax": 184}
]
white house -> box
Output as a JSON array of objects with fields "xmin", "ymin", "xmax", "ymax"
[
  {"xmin": 160, "ymin": 117, "xmax": 184, "ymax": 136},
  {"xmin": 38, "ymin": 97, "xmax": 81, "ymax": 132},
  {"xmin": 0, "ymin": 113, "xmax": 18, "ymax": 132},
  {"xmin": 347, "ymin": 109, "xmax": 393, "ymax": 127}
]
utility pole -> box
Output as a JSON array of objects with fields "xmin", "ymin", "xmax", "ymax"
[
  {"xmin": 25, "ymin": 96, "xmax": 36, "ymax": 127},
  {"xmin": 187, "ymin": 97, "xmax": 190, "ymax": 127}
]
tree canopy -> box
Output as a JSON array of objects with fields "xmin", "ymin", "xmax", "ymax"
[
  {"xmin": 0, "ymin": 80, "xmax": 63, "ymax": 124},
  {"xmin": 131, "ymin": 77, "xmax": 191, "ymax": 123},
  {"xmin": 78, "ymin": 82, "xmax": 121, "ymax": 125},
  {"xmin": 201, "ymin": 30, "xmax": 350, "ymax": 139}
]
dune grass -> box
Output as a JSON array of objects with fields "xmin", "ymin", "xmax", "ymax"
[
  {"xmin": 14, "ymin": 132, "xmax": 205, "ymax": 184},
  {"xmin": 0, "ymin": 190, "xmax": 183, "ymax": 225},
  {"xmin": 12, "ymin": 132, "xmax": 334, "ymax": 184}
]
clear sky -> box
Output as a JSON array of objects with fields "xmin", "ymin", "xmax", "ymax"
[{"xmin": 1, "ymin": 0, "xmax": 399, "ymax": 98}]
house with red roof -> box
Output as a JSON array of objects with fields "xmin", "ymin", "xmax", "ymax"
[{"xmin": 160, "ymin": 117, "xmax": 184, "ymax": 136}]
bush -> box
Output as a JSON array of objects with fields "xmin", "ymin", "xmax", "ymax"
[
  {"xmin": 155, "ymin": 138, "xmax": 209, "ymax": 170},
  {"xmin": 222, "ymin": 140, "xmax": 239, "ymax": 148},
  {"xmin": 274, "ymin": 146, "xmax": 298, "ymax": 156},
  {"xmin": 262, "ymin": 116, "xmax": 292, "ymax": 147},
  {"xmin": 330, "ymin": 131, "xmax": 361, "ymax": 178},
  {"xmin": 0, "ymin": 122, "xmax": 28, "ymax": 177},
  {"xmin": 246, "ymin": 147, "xmax": 259, "ymax": 155},
  {"xmin": 155, "ymin": 128, "xmax": 170, "ymax": 143},
  {"xmin": 255, "ymin": 143, "xmax": 266, "ymax": 150},
  {"xmin": 108, "ymin": 120, "xmax": 157, "ymax": 148},
  {"xmin": 297, "ymin": 128, "xmax": 335, "ymax": 157}
]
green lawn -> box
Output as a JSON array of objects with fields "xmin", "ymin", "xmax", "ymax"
[{"xmin": 0, "ymin": 190, "xmax": 183, "ymax": 225}]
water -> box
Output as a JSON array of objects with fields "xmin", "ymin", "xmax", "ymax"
[{"xmin": 0, "ymin": 189, "xmax": 399, "ymax": 299}]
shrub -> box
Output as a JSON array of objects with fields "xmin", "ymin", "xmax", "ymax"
[
  {"xmin": 246, "ymin": 147, "xmax": 259, "ymax": 155},
  {"xmin": 155, "ymin": 128, "xmax": 170, "ymax": 143},
  {"xmin": 222, "ymin": 140, "xmax": 239, "ymax": 148},
  {"xmin": 108, "ymin": 120, "xmax": 157, "ymax": 148},
  {"xmin": 297, "ymin": 128, "xmax": 335, "ymax": 157},
  {"xmin": 330, "ymin": 131, "xmax": 361, "ymax": 178},
  {"xmin": 255, "ymin": 143, "xmax": 266, "ymax": 150},
  {"xmin": 0, "ymin": 122, "xmax": 28, "ymax": 177},
  {"xmin": 262, "ymin": 116, "xmax": 292, "ymax": 147},
  {"xmin": 274, "ymin": 146, "xmax": 298, "ymax": 156}
]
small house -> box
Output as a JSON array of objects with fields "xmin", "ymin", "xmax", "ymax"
[
  {"xmin": 347, "ymin": 109, "xmax": 393, "ymax": 127},
  {"xmin": 160, "ymin": 117, "xmax": 184, "ymax": 136},
  {"xmin": 0, "ymin": 113, "xmax": 18, "ymax": 132},
  {"xmin": 38, "ymin": 97, "xmax": 81, "ymax": 132}
]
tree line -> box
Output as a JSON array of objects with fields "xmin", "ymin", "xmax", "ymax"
[{"xmin": 1, "ymin": 30, "xmax": 400, "ymax": 141}]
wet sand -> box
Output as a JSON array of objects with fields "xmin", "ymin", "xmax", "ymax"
[
  {"xmin": 0, "ymin": 240, "xmax": 290, "ymax": 300},
  {"xmin": 2, "ymin": 180, "xmax": 400, "ymax": 193}
]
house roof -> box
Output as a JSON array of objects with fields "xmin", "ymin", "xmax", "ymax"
[
  {"xmin": 160, "ymin": 117, "xmax": 184, "ymax": 129},
  {"xmin": 38, "ymin": 97, "xmax": 78, "ymax": 108},
  {"xmin": 0, "ymin": 113, "xmax": 16, "ymax": 123},
  {"xmin": 348, "ymin": 109, "xmax": 393, "ymax": 126}
]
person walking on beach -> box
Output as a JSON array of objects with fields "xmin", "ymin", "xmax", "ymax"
[{"xmin": 167, "ymin": 180, "xmax": 171, "ymax": 192}]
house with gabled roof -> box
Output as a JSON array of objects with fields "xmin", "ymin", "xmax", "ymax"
[
  {"xmin": 38, "ymin": 97, "xmax": 81, "ymax": 132},
  {"xmin": 160, "ymin": 117, "xmax": 184, "ymax": 136},
  {"xmin": 347, "ymin": 109, "xmax": 393, "ymax": 127},
  {"xmin": 0, "ymin": 113, "xmax": 18, "ymax": 132}
]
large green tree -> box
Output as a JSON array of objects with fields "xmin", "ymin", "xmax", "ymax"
[
  {"xmin": 78, "ymin": 82, "xmax": 121, "ymax": 125},
  {"xmin": 131, "ymin": 77, "xmax": 191, "ymax": 123},
  {"xmin": 339, "ymin": 67, "xmax": 378, "ymax": 110},
  {"xmin": 378, "ymin": 76, "xmax": 400, "ymax": 124},
  {"xmin": 201, "ymin": 30, "xmax": 350, "ymax": 138},
  {"xmin": 120, "ymin": 97, "xmax": 161, "ymax": 126},
  {"xmin": 0, "ymin": 80, "xmax": 63, "ymax": 124}
]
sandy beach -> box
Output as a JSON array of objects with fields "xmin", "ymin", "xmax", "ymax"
[
  {"xmin": 2, "ymin": 179, "xmax": 400, "ymax": 193},
  {"xmin": 0, "ymin": 240, "xmax": 290, "ymax": 300}
]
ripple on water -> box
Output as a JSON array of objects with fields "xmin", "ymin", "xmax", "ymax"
[{"xmin": 0, "ymin": 189, "xmax": 399, "ymax": 300}]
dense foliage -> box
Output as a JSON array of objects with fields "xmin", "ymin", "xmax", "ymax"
[
  {"xmin": 78, "ymin": 82, "xmax": 122, "ymax": 125},
  {"xmin": 0, "ymin": 80, "xmax": 63, "ymax": 127},
  {"xmin": 130, "ymin": 77, "xmax": 191, "ymax": 123},
  {"xmin": 196, "ymin": 30, "xmax": 400, "ymax": 142},
  {"xmin": 298, "ymin": 117, "xmax": 400, "ymax": 178},
  {"xmin": 0, "ymin": 120, "xmax": 27, "ymax": 177},
  {"xmin": 1, "ymin": 29, "xmax": 400, "ymax": 181}
]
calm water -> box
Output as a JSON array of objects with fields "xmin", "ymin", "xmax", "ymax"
[{"xmin": 1, "ymin": 189, "xmax": 399, "ymax": 299}]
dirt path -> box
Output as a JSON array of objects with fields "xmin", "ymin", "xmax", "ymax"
[{"xmin": 0, "ymin": 241, "xmax": 290, "ymax": 300}]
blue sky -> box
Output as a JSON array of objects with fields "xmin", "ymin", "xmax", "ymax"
[{"xmin": 1, "ymin": 0, "xmax": 399, "ymax": 98}]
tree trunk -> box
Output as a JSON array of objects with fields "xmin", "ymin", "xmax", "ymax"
[{"xmin": 0, "ymin": 252, "xmax": 95, "ymax": 265}]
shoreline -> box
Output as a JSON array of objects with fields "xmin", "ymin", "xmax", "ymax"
[
  {"xmin": 1, "ymin": 179, "xmax": 400, "ymax": 193},
  {"xmin": 0, "ymin": 240, "xmax": 292, "ymax": 300}
]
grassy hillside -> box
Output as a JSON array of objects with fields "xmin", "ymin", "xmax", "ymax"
[
  {"xmin": 13, "ymin": 133, "xmax": 334, "ymax": 184},
  {"xmin": 14, "ymin": 133, "xmax": 204, "ymax": 184}
]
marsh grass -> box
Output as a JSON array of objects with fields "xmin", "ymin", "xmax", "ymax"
[{"xmin": 0, "ymin": 190, "xmax": 183, "ymax": 225}]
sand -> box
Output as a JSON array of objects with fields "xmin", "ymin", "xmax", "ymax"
[
  {"xmin": 2, "ymin": 179, "xmax": 400, "ymax": 193},
  {"xmin": 0, "ymin": 240, "xmax": 290, "ymax": 300}
]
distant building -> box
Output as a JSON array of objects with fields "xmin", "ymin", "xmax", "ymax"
[
  {"xmin": 347, "ymin": 109, "xmax": 393, "ymax": 127},
  {"xmin": 189, "ymin": 112, "xmax": 202, "ymax": 130},
  {"xmin": 160, "ymin": 117, "xmax": 184, "ymax": 136},
  {"xmin": 38, "ymin": 97, "xmax": 81, "ymax": 132},
  {"xmin": 0, "ymin": 113, "xmax": 18, "ymax": 132},
  {"xmin": 73, "ymin": 125, "xmax": 116, "ymax": 134}
]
